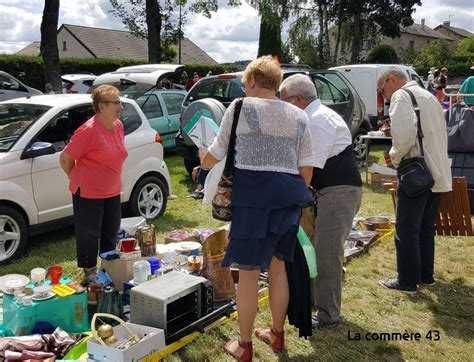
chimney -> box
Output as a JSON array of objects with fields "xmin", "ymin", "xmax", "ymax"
[
  {"xmin": 443, "ymin": 21, "xmax": 451, "ymax": 28},
  {"xmin": 421, "ymin": 18, "xmax": 425, "ymax": 30}
]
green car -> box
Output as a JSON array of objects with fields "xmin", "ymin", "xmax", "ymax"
[{"xmin": 136, "ymin": 89, "xmax": 187, "ymax": 149}]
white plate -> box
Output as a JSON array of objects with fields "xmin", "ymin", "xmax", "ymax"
[
  {"xmin": 175, "ymin": 241, "xmax": 202, "ymax": 252},
  {"xmin": 31, "ymin": 292, "xmax": 56, "ymax": 301},
  {"xmin": 0, "ymin": 274, "xmax": 30, "ymax": 294}
]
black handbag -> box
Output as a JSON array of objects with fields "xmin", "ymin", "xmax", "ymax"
[
  {"xmin": 211, "ymin": 98, "xmax": 244, "ymax": 221},
  {"xmin": 396, "ymin": 89, "xmax": 434, "ymax": 197}
]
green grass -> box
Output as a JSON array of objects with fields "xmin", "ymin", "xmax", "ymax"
[{"xmin": 2, "ymin": 145, "xmax": 474, "ymax": 361}]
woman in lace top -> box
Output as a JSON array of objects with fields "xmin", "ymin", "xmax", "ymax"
[{"xmin": 201, "ymin": 56, "xmax": 314, "ymax": 360}]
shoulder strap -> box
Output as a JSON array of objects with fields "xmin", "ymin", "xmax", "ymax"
[
  {"xmin": 401, "ymin": 88, "xmax": 425, "ymax": 157},
  {"xmin": 223, "ymin": 98, "xmax": 244, "ymax": 175}
]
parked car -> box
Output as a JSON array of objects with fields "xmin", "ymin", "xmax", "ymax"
[
  {"xmin": 177, "ymin": 69, "xmax": 371, "ymax": 173},
  {"xmin": 135, "ymin": 89, "xmax": 187, "ymax": 149},
  {"xmin": 0, "ymin": 71, "xmax": 42, "ymax": 101},
  {"xmin": 0, "ymin": 94, "xmax": 172, "ymax": 264},
  {"xmin": 329, "ymin": 64, "xmax": 424, "ymax": 128},
  {"xmin": 62, "ymin": 73, "xmax": 97, "ymax": 94},
  {"xmin": 94, "ymin": 64, "xmax": 186, "ymax": 149}
]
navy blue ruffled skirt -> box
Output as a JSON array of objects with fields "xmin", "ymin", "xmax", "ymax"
[{"xmin": 222, "ymin": 168, "xmax": 313, "ymax": 271}]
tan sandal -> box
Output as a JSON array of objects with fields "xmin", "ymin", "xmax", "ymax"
[
  {"xmin": 224, "ymin": 339, "xmax": 252, "ymax": 361},
  {"xmin": 255, "ymin": 327, "xmax": 284, "ymax": 352}
]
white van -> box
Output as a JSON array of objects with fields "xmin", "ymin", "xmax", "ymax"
[{"xmin": 329, "ymin": 64, "xmax": 424, "ymax": 127}]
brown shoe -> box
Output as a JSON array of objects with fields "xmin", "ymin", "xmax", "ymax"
[
  {"xmin": 224, "ymin": 340, "xmax": 252, "ymax": 361},
  {"xmin": 255, "ymin": 327, "xmax": 284, "ymax": 352}
]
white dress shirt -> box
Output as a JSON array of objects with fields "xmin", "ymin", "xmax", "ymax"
[{"xmin": 304, "ymin": 99, "xmax": 352, "ymax": 169}]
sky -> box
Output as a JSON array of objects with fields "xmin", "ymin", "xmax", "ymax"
[{"xmin": 0, "ymin": 0, "xmax": 472, "ymax": 64}]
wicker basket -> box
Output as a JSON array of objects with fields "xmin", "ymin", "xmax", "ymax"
[
  {"xmin": 202, "ymin": 253, "xmax": 235, "ymax": 302},
  {"xmin": 201, "ymin": 229, "xmax": 228, "ymax": 257}
]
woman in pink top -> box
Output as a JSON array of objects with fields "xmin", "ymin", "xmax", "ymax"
[{"xmin": 60, "ymin": 85, "xmax": 128, "ymax": 283}]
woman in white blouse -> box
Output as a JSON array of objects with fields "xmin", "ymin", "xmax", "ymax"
[{"xmin": 201, "ymin": 56, "xmax": 314, "ymax": 361}]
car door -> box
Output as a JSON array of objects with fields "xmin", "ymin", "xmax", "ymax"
[
  {"xmin": 0, "ymin": 73, "xmax": 31, "ymax": 101},
  {"xmin": 136, "ymin": 93, "xmax": 170, "ymax": 144},
  {"xmin": 30, "ymin": 105, "xmax": 94, "ymax": 223},
  {"xmin": 159, "ymin": 92, "xmax": 185, "ymax": 149},
  {"xmin": 310, "ymin": 72, "xmax": 353, "ymax": 126}
]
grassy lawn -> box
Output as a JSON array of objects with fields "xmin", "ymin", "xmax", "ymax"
[{"xmin": 2, "ymin": 145, "xmax": 473, "ymax": 361}]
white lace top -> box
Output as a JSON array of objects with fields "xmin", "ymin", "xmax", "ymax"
[{"xmin": 208, "ymin": 97, "xmax": 314, "ymax": 174}]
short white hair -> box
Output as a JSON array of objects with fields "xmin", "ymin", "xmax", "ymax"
[
  {"xmin": 279, "ymin": 73, "xmax": 318, "ymax": 100},
  {"xmin": 379, "ymin": 67, "xmax": 408, "ymax": 82}
]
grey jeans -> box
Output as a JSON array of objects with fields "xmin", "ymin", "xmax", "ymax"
[{"xmin": 312, "ymin": 185, "xmax": 362, "ymax": 323}]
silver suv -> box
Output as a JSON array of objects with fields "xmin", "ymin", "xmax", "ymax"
[
  {"xmin": 0, "ymin": 71, "xmax": 42, "ymax": 101},
  {"xmin": 176, "ymin": 69, "xmax": 371, "ymax": 174}
]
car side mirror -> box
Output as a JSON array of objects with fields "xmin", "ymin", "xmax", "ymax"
[{"xmin": 21, "ymin": 142, "xmax": 56, "ymax": 159}]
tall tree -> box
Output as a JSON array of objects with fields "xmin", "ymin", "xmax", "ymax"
[
  {"xmin": 246, "ymin": 0, "xmax": 290, "ymax": 60},
  {"xmin": 257, "ymin": 5, "xmax": 282, "ymax": 58},
  {"xmin": 40, "ymin": 0, "xmax": 62, "ymax": 93}
]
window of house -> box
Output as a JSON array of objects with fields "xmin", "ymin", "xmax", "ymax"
[
  {"xmin": 362, "ymin": 40, "xmax": 369, "ymax": 51},
  {"xmin": 409, "ymin": 40, "xmax": 415, "ymax": 51},
  {"xmin": 62, "ymin": 41, "xmax": 67, "ymax": 51}
]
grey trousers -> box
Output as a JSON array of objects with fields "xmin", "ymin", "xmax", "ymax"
[{"xmin": 312, "ymin": 185, "xmax": 362, "ymax": 323}]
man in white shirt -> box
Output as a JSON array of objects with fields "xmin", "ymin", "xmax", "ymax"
[
  {"xmin": 377, "ymin": 68, "xmax": 451, "ymax": 294},
  {"xmin": 279, "ymin": 74, "xmax": 362, "ymax": 329}
]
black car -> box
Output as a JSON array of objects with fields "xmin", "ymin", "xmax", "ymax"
[{"xmin": 177, "ymin": 69, "xmax": 371, "ymax": 174}]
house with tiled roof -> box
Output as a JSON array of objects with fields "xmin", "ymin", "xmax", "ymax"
[
  {"xmin": 434, "ymin": 21, "xmax": 473, "ymax": 49},
  {"xmin": 330, "ymin": 19, "xmax": 456, "ymax": 64},
  {"xmin": 381, "ymin": 19, "xmax": 456, "ymax": 59},
  {"xmin": 16, "ymin": 24, "xmax": 218, "ymax": 65}
]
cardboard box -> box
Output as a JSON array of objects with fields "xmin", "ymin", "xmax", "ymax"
[
  {"xmin": 101, "ymin": 258, "xmax": 144, "ymax": 292},
  {"xmin": 371, "ymin": 172, "xmax": 398, "ymax": 189},
  {"xmin": 87, "ymin": 322, "xmax": 165, "ymax": 362}
]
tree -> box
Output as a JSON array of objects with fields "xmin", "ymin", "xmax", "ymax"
[
  {"xmin": 366, "ymin": 44, "xmax": 399, "ymax": 64},
  {"xmin": 288, "ymin": 15, "xmax": 320, "ymax": 68},
  {"xmin": 414, "ymin": 40, "xmax": 452, "ymax": 68},
  {"xmin": 340, "ymin": 0, "xmax": 420, "ymax": 63},
  {"xmin": 257, "ymin": 6, "xmax": 282, "ymax": 58},
  {"xmin": 109, "ymin": 0, "xmax": 220, "ymax": 63},
  {"xmin": 456, "ymin": 35, "xmax": 474, "ymax": 55},
  {"xmin": 245, "ymin": 1, "xmax": 291, "ymax": 61},
  {"xmin": 40, "ymin": 0, "xmax": 62, "ymax": 93}
]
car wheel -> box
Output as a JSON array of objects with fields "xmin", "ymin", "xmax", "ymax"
[
  {"xmin": 0, "ymin": 206, "xmax": 28, "ymax": 265},
  {"xmin": 129, "ymin": 176, "xmax": 168, "ymax": 219},
  {"xmin": 184, "ymin": 158, "xmax": 199, "ymax": 176},
  {"xmin": 353, "ymin": 129, "xmax": 369, "ymax": 161}
]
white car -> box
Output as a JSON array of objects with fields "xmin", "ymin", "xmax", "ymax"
[
  {"xmin": 62, "ymin": 74, "xmax": 97, "ymax": 94},
  {"xmin": 0, "ymin": 94, "xmax": 172, "ymax": 264}
]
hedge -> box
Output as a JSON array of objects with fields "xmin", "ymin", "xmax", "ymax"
[
  {"xmin": 414, "ymin": 62, "xmax": 472, "ymax": 78},
  {"xmin": 0, "ymin": 55, "xmax": 238, "ymax": 91}
]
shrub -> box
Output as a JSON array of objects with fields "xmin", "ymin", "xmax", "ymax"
[
  {"xmin": 414, "ymin": 40, "xmax": 452, "ymax": 68},
  {"xmin": 0, "ymin": 55, "xmax": 238, "ymax": 90},
  {"xmin": 366, "ymin": 44, "xmax": 399, "ymax": 64},
  {"xmin": 415, "ymin": 63, "xmax": 472, "ymax": 78},
  {"xmin": 456, "ymin": 35, "xmax": 474, "ymax": 55}
]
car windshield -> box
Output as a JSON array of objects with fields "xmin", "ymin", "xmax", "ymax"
[
  {"xmin": 0, "ymin": 104, "xmax": 51, "ymax": 151},
  {"xmin": 188, "ymin": 77, "xmax": 245, "ymax": 105}
]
